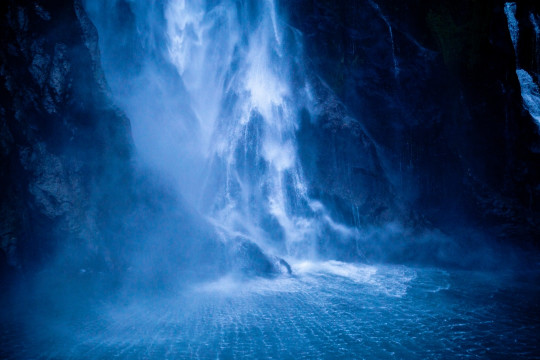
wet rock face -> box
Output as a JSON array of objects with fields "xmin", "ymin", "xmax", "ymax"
[
  {"xmin": 0, "ymin": 0, "xmax": 133, "ymax": 271},
  {"xmin": 283, "ymin": 0, "xmax": 540, "ymax": 246},
  {"xmin": 297, "ymin": 75, "xmax": 399, "ymax": 228}
]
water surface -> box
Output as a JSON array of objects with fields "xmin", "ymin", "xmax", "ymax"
[{"xmin": 2, "ymin": 261, "xmax": 539, "ymax": 359}]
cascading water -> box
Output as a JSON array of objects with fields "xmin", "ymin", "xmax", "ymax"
[
  {"xmin": 505, "ymin": 2, "xmax": 540, "ymax": 127},
  {"xmin": 164, "ymin": 0, "xmax": 357, "ymax": 259},
  {"xmin": 532, "ymin": 14, "xmax": 540, "ymax": 72},
  {"xmin": 505, "ymin": 2, "xmax": 519, "ymax": 55}
]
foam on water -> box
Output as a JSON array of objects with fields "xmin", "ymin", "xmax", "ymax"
[
  {"xmin": 294, "ymin": 260, "xmax": 377, "ymax": 282},
  {"xmin": 195, "ymin": 274, "xmax": 302, "ymax": 295},
  {"xmin": 195, "ymin": 261, "xmax": 416, "ymax": 298}
]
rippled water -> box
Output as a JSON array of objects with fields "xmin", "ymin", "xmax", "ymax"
[{"xmin": 2, "ymin": 261, "xmax": 539, "ymax": 359}]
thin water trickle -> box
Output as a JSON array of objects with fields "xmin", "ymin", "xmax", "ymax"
[
  {"xmin": 505, "ymin": 2, "xmax": 519, "ymax": 55},
  {"xmin": 369, "ymin": 0, "xmax": 400, "ymax": 80}
]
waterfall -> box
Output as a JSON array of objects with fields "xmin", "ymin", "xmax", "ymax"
[
  {"xmin": 504, "ymin": 2, "xmax": 519, "ymax": 56},
  {"xmin": 504, "ymin": 2, "xmax": 540, "ymax": 128},
  {"xmin": 516, "ymin": 70, "xmax": 540, "ymax": 125},
  {"xmin": 164, "ymin": 0, "xmax": 356, "ymax": 258},
  {"xmin": 531, "ymin": 14, "xmax": 540, "ymax": 80},
  {"xmin": 81, "ymin": 0, "xmax": 360, "ymax": 263}
]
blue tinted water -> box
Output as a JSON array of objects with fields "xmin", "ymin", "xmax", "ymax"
[{"xmin": 2, "ymin": 261, "xmax": 539, "ymax": 359}]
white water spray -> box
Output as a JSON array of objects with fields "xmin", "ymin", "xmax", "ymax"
[
  {"xmin": 504, "ymin": 2, "xmax": 540, "ymax": 129},
  {"xmin": 165, "ymin": 0, "xmax": 357, "ymax": 258},
  {"xmin": 504, "ymin": 2, "xmax": 519, "ymax": 55}
]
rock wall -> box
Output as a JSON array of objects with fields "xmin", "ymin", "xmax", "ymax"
[
  {"xmin": 0, "ymin": 0, "xmax": 135, "ymax": 273},
  {"xmin": 284, "ymin": 0, "xmax": 540, "ymax": 248}
]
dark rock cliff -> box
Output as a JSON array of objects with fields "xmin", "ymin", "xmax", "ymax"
[
  {"xmin": 0, "ymin": 0, "xmax": 135, "ymax": 273},
  {"xmin": 283, "ymin": 0, "xmax": 540, "ymax": 251}
]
